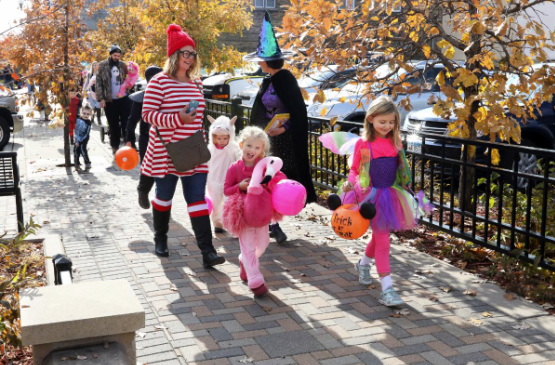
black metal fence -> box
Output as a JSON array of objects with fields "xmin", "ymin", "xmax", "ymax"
[{"xmin": 205, "ymin": 98, "xmax": 555, "ymax": 271}]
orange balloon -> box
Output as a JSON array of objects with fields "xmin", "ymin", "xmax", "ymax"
[
  {"xmin": 331, "ymin": 204, "xmax": 370, "ymax": 240},
  {"xmin": 115, "ymin": 146, "xmax": 139, "ymax": 170}
]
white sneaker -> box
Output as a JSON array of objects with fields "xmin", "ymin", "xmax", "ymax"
[
  {"xmin": 356, "ymin": 259, "xmax": 373, "ymax": 285},
  {"xmin": 379, "ymin": 287, "xmax": 404, "ymax": 307}
]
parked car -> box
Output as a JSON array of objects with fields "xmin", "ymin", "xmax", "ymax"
[
  {"xmin": 402, "ymin": 63, "xmax": 555, "ymax": 189},
  {"xmin": 0, "ymin": 88, "xmax": 24, "ymax": 150},
  {"xmin": 203, "ymin": 64, "xmax": 267, "ymax": 101},
  {"xmin": 307, "ymin": 61, "xmax": 456, "ymax": 126}
]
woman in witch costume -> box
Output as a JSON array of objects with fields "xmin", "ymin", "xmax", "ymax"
[{"xmin": 247, "ymin": 11, "xmax": 317, "ymax": 244}]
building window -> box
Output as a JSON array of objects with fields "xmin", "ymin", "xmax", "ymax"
[
  {"xmin": 255, "ymin": 0, "xmax": 276, "ymax": 8},
  {"xmin": 371, "ymin": 0, "xmax": 401, "ymax": 12},
  {"xmin": 339, "ymin": 0, "xmax": 356, "ymax": 10}
]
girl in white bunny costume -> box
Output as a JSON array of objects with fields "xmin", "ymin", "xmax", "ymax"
[{"xmin": 207, "ymin": 115, "xmax": 242, "ymax": 233}]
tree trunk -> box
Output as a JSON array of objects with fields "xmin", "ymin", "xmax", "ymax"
[
  {"xmin": 62, "ymin": 0, "xmax": 71, "ymax": 167},
  {"xmin": 458, "ymin": 3, "xmax": 480, "ymax": 215},
  {"xmin": 457, "ymin": 101, "xmax": 478, "ymax": 213}
]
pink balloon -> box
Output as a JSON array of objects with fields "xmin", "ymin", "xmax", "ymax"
[
  {"xmin": 272, "ymin": 179, "xmax": 307, "ymax": 216},
  {"xmin": 205, "ymin": 196, "xmax": 213, "ymax": 215}
]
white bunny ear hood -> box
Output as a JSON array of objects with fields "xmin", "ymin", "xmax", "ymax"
[{"xmin": 208, "ymin": 116, "xmax": 236, "ymax": 145}]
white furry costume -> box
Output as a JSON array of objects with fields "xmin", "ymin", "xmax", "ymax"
[{"xmin": 206, "ymin": 116, "xmax": 242, "ymax": 229}]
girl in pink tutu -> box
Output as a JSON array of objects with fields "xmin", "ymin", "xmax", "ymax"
[
  {"xmin": 223, "ymin": 126, "xmax": 286, "ymax": 296},
  {"xmin": 341, "ymin": 95, "xmax": 417, "ymax": 307}
]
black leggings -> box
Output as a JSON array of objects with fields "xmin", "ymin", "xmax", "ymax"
[{"xmin": 94, "ymin": 108, "xmax": 102, "ymax": 124}]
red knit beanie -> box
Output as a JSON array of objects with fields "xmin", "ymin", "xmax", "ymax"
[{"xmin": 166, "ymin": 24, "xmax": 195, "ymax": 57}]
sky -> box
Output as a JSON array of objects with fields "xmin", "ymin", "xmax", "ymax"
[{"xmin": 0, "ymin": 0, "xmax": 26, "ymax": 36}]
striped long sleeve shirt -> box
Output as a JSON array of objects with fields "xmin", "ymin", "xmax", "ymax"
[{"xmin": 140, "ymin": 73, "xmax": 208, "ymax": 177}]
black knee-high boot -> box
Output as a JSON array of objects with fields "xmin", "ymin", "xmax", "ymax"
[
  {"xmin": 137, "ymin": 174, "xmax": 155, "ymax": 209},
  {"xmin": 153, "ymin": 207, "xmax": 171, "ymax": 257},
  {"xmin": 190, "ymin": 215, "xmax": 225, "ymax": 268}
]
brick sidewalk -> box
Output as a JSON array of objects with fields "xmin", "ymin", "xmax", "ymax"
[{"xmin": 9, "ymin": 117, "xmax": 555, "ymax": 365}]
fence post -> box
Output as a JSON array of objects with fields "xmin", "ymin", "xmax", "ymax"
[{"xmin": 230, "ymin": 98, "xmax": 244, "ymax": 132}]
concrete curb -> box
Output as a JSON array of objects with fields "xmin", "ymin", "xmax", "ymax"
[{"xmin": 42, "ymin": 234, "xmax": 65, "ymax": 286}]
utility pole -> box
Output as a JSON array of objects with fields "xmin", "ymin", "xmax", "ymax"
[{"xmin": 63, "ymin": 0, "xmax": 71, "ymax": 167}]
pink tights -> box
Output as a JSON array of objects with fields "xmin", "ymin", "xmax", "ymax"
[
  {"xmin": 364, "ymin": 225, "xmax": 391, "ymax": 274},
  {"xmin": 238, "ymin": 225, "xmax": 270, "ymax": 289}
]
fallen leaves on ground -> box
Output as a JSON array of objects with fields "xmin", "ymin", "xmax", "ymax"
[
  {"xmin": 463, "ymin": 290, "xmax": 477, "ymax": 296},
  {"xmin": 504, "ymin": 293, "xmax": 516, "ymax": 301},
  {"xmin": 154, "ymin": 325, "xmax": 167, "ymax": 331},
  {"xmin": 261, "ymin": 306, "xmax": 272, "ymax": 312},
  {"xmin": 429, "ymin": 295, "xmax": 439, "ymax": 302},
  {"xmin": 439, "ymin": 286, "xmax": 452, "ymax": 293},
  {"xmin": 512, "ymin": 322, "xmax": 531, "ymax": 330},
  {"xmin": 469, "ymin": 317, "xmax": 483, "ymax": 325},
  {"xmin": 482, "ymin": 311, "xmax": 493, "ymax": 317},
  {"xmin": 390, "ymin": 308, "xmax": 410, "ymax": 318}
]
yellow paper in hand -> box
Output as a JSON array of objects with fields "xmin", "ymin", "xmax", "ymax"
[{"xmin": 264, "ymin": 113, "xmax": 290, "ymax": 132}]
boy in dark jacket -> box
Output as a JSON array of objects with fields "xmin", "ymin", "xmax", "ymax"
[{"xmin": 74, "ymin": 105, "xmax": 93, "ymax": 169}]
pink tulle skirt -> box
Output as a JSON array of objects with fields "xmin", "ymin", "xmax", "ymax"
[{"xmin": 222, "ymin": 193, "xmax": 283, "ymax": 236}]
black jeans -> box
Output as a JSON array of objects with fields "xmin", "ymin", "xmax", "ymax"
[
  {"xmin": 104, "ymin": 96, "xmax": 131, "ymax": 149},
  {"xmin": 74, "ymin": 139, "xmax": 90, "ymax": 165}
]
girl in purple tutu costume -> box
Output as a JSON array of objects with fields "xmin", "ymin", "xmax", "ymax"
[{"xmin": 341, "ymin": 96, "xmax": 418, "ymax": 307}]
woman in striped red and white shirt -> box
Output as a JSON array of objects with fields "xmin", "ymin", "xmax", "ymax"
[{"xmin": 141, "ymin": 24, "xmax": 225, "ymax": 267}]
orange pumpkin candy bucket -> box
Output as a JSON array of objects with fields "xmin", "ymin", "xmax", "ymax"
[{"xmin": 328, "ymin": 193, "xmax": 376, "ymax": 240}]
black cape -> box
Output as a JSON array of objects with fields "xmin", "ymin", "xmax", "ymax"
[{"xmin": 250, "ymin": 69, "xmax": 317, "ymax": 203}]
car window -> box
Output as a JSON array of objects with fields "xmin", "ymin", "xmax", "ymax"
[
  {"xmin": 320, "ymin": 70, "xmax": 354, "ymax": 90},
  {"xmin": 298, "ymin": 69, "xmax": 337, "ymax": 88}
]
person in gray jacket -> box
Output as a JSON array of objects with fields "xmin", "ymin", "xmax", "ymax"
[{"xmin": 95, "ymin": 44, "xmax": 131, "ymax": 154}]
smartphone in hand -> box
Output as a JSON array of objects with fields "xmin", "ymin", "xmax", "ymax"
[{"xmin": 186, "ymin": 100, "xmax": 199, "ymax": 114}]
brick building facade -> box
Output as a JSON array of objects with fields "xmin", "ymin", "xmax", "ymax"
[{"xmin": 220, "ymin": 1, "xmax": 290, "ymax": 53}]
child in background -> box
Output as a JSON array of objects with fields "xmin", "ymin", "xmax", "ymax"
[
  {"xmin": 74, "ymin": 104, "xmax": 93, "ymax": 170},
  {"xmin": 342, "ymin": 95, "xmax": 418, "ymax": 307},
  {"xmin": 223, "ymin": 126, "xmax": 286, "ymax": 296},
  {"xmin": 68, "ymin": 90, "xmax": 82, "ymax": 145},
  {"xmin": 206, "ymin": 115, "xmax": 242, "ymax": 233}
]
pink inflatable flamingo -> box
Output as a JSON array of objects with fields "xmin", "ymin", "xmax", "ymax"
[
  {"xmin": 223, "ymin": 157, "xmax": 284, "ymax": 236},
  {"xmin": 244, "ymin": 157, "xmax": 284, "ymax": 227}
]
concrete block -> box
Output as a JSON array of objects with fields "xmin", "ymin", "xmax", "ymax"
[
  {"xmin": 21, "ymin": 279, "xmax": 144, "ymax": 345},
  {"xmin": 20, "ymin": 279, "xmax": 145, "ymax": 365}
]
